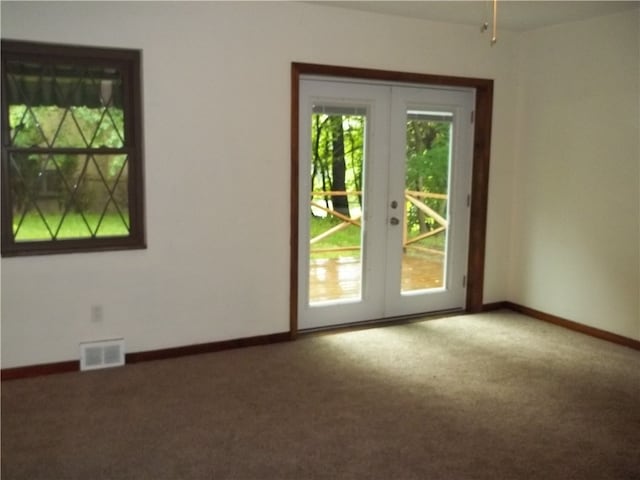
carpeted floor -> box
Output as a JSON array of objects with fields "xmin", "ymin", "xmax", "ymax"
[{"xmin": 2, "ymin": 311, "xmax": 639, "ymax": 479}]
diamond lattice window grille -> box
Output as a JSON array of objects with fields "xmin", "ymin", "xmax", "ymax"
[{"xmin": 1, "ymin": 40, "xmax": 145, "ymax": 256}]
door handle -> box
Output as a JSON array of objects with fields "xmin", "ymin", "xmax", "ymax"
[{"xmin": 390, "ymin": 217, "xmax": 400, "ymax": 226}]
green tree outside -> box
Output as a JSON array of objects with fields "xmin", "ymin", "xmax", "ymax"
[
  {"xmin": 309, "ymin": 112, "xmax": 451, "ymax": 257},
  {"xmin": 8, "ymin": 104, "xmax": 129, "ymax": 241}
]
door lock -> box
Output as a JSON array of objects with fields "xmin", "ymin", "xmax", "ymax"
[
  {"xmin": 390, "ymin": 200, "xmax": 398, "ymax": 209},
  {"xmin": 390, "ymin": 217, "xmax": 400, "ymax": 226}
]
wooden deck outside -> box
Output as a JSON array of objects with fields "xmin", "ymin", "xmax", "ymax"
[
  {"xmin": 308, "ymin": 189, "xmax": 447, "ymax": 303},
  {"xmin": 309, "ymin": 253, "xmax": 444, "ymax": 303}
]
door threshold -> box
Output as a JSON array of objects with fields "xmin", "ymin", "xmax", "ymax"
[{"xmin": 299, "ymin": 308, "xmax": 464, "ymax": 337}]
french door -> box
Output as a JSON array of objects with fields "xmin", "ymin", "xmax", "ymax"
[{"xmin": 298, "ymin": 77, "xmax": 475, "ymax": 330}]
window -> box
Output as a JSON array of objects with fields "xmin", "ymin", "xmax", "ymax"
[{"xmin": 1, "ymin": 40, "xmax": 145, "ymax": 256}]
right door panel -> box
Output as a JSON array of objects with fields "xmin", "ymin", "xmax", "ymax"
[{"xmin": 384, "ymin": 86, "xmax": 475, "ymax": 317}]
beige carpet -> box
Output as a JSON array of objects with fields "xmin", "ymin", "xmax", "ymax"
[{"xmin": 2, "ymin": 311, "xmax": 639, "ymax": 479}]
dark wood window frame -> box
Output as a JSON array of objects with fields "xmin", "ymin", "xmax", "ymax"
[
  {"xmin": 1, "ymin": 40, "xmax": 145, "ymax": 257},
  {"xmin": 290, "ymin": 62, "xmax": 493, "ymax": 335}
]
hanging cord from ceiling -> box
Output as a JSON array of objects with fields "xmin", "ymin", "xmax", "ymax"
[{"xmin": 481, "ymin": 0, "xmax": 498, "ymax": 46}]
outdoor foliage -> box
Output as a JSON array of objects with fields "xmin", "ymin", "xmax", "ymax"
[
  {"xmin": 405, "ymin": 119, "xmax": 451, "ymax": 233},
  {"xmin": 310, "ymin": 112, "xmax": 451, "ymax": 251},
  {"xmin": 311, "ymin": 114, "xmax": 364, "ymax": 218},
  {"xmin": 8, "ymin": 104, "xmax": 129, "ymax": 240}
]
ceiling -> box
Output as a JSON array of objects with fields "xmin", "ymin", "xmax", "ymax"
[{"xmin": 312, "ymin": 1, "xmax": 639, "ymax": 31}]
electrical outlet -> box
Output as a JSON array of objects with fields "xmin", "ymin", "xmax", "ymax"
[{"xmin": 91, "ymin": 305, "xmax": 104, "ymax": 323}]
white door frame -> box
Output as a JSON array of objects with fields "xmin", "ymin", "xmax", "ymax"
[
  {"xmin": 290, "ymin": 63, "xmax": 494, "ymax": 335},
  {"xmin": 297, "ymin": 78, "xmax": 474, "ymax": 330}
]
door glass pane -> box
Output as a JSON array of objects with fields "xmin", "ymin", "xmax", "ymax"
[
  {"xmin": 401, "ymin": 110, "xmax": 452, "ymax": 293},
  {"xmin": 308, "ymin": 107, "xmax": 366, "ymax": 304}
]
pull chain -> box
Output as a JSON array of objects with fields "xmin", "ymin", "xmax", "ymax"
[
  {"xmin": 481, "ymin": 0, "xmax": 498, "ymax": 46},
  {"xmin": 491, "ymin": 0, "xmax": 498, "ymax": 45}
]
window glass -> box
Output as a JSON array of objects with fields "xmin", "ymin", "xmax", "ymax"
[{"xmin": 1, "ymin": 41, "xmax": 145, "ymax": 256}]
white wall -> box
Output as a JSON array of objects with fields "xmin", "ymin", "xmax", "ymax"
[
  {"xmin": 510, "ymin": 9, "xmax": 640, "ymax": 339},
  {"xmin": 0, "ymin": 1, "xmax": 518, "ymax": 368}
]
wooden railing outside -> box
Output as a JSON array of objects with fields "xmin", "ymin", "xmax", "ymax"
[{"xmin": 310, "ymin": 190, "xmax": 447, "ymax": 255}]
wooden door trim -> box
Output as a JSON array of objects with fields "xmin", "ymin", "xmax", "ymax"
[{"xmin": 290, "ymin": 63, "xmax": 494, "ymax": 337}]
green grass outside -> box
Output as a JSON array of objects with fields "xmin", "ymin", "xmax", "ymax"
[
  {"xmin": 13, "ymin": 211, "xmax": 442, "ymax": 248},
  {"xmin": 13, "ymin": 212, "xmax": 130, "ymax": 241},
  {"xmin": 310, "ymin": 216, "xmax": 360, "ymax": 246},
  {"xmin": 310, "ymin": 215, "xmax": 444, "ymax": 260}
]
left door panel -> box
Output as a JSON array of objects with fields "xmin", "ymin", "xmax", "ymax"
[{"xmin": 298, "ymin": 79, "xmax": 390, "ymax": 330}]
